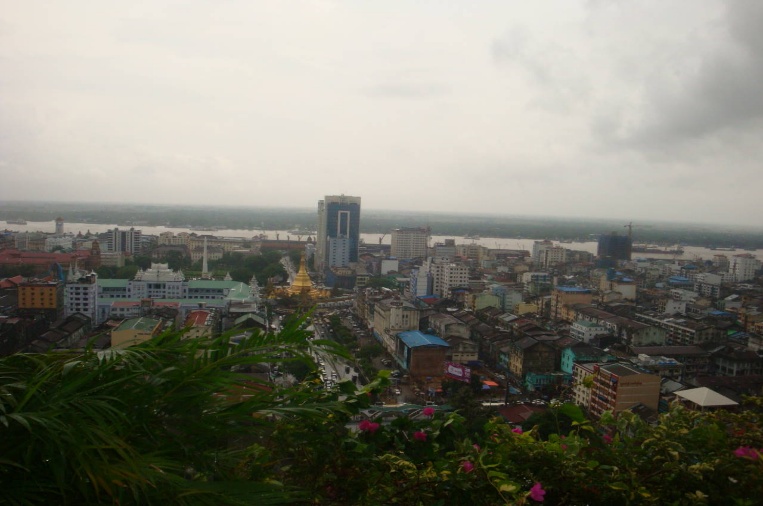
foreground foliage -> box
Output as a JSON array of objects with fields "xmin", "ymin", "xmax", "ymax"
[{"xmin": 2, "ymin": 318, "xmax": 762, "ymax": 505}]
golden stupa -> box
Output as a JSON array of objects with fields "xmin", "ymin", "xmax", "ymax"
[
  {"xmin": 290, "ymin": 253, "xmax": 315, "ymax": 295},
  {"xmin": 273, "ymin": 253, "xmax": 328, "ymax": 300}
]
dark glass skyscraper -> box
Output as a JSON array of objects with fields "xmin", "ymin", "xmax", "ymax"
[
  {"xmin": 316, "ymin": 195, "xmax": 361, "ymax": 273},
  {"xmin": 597, "ymin": 232, "xmax": 631, "ymax": 262}
]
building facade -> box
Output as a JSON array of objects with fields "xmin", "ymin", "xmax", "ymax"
[
  {"xmin": 64, "ymin": 270, "xmax": 98, "ymax": 323},
  {"xmin": 588, "ymin": 363, "xmax": 661, "ymax": 419},
  {"xmin": 731, "ymin": 254, "xmax": 760, "ymax": 282},
  {"xmin": 107, "ymin": 227, "xmax": 142, "ymax": 255},
  {"xmin": 550, "ymin": 287, "xmax": 593, "ymax": 321},
  {"xmin": 373, "ymin": 299, "xmax": 420, "ymax": 353},
  {"xmin": 597, "ymin": 233, "xmax": 631, "ymax": 262},
  {"xmin": 391, "ymin": 227, "xmax": 429, "ymax": 259},
  {"xmin": 429, "ymin": 259, "xmax": 469, "ymax": 298},
  {"xmin": 18, "ymin": 280, "xmax": 64, "ymax": 320},
  {"xmin": 316, "ymin": 195, "xmax": 361, "ymax": 275}
]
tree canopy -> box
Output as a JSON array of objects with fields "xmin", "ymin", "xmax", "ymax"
[{"xmin": 1, "ymin": 318, "xmax": 762, "ymax": 505}]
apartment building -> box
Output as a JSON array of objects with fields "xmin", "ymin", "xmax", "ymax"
[
  {"xmin": 550, "ymin": 287, "xmax": 593, "ymax": 321},
  {"xmin": 588, "ymin": 363, "xmax": 661, "ymax": 419},
  {"xmin": 64, "ymin": 270, "xmax": 98, "ymax": 323},
  {"xmin": 429, "ymin": 259, "xmax": 469, "ymax": 298},
  {"xmin": 106, "ymin": 227, "xmax": 142, "ymax": 255},
  {"xmin": 18, "ymin": 280, "xmax": 64, "ymax": 320},
  {"xmin": 390, "ymin": 227, "xmax": 429, "ymax": 259},
  {"xmin": 373, "ymin": 298, "xmax": 420, "ymax": 353}
]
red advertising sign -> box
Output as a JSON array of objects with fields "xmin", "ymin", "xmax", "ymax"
[{"xmin": 443, "ymin": 362, "xmax": 471, "ymax": 383}]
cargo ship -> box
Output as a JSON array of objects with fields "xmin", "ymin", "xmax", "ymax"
[{"xmin": 631, "ymin": 244, "xmax": 684, "ymax": 255}]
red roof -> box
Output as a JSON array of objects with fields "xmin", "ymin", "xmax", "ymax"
[
  {"xmin": 153, "ymin": 301, "xmax": 179, "ymax": 308},
  {"xmin": 0, "ymin": 275, "xmax": 23, "ymax": 288},
  {"xmin": 0, "ymin": 249, "xmax": 92, "ymax": 266},
  {"xmin": 111, "ymin": 301, "xmax": 141, "ymax": 308},
  {"xmin": 185, "ymin": 310, "xmax": 212, "ymax": 326},
  {"xmin": 497, "ymin": 404, "xmax": 546, "ymax": 424}
]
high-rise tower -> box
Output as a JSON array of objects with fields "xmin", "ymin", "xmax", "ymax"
[
  {"xmin": 315, "ymin": 195, "xmax": 361, "ymax": 274},
  {"xmin": 55, "ymin": 217, "xmax": 64, "ymax": 236}
]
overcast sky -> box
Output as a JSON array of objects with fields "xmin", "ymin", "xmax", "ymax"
[{"xmin": 1, "ymin": 1, "xmax": 761, "ymax": 226}]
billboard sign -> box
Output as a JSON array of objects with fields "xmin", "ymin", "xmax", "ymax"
[{"xmin": 443, "ymin": 362, "xmax": 471, "ymax": 383}]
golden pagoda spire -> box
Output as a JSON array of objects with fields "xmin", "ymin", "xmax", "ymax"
[{"xmin": 289, "ymin": 253, "xmax": 313, "ymax": 294}]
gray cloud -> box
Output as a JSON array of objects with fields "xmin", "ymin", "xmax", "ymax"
[
  {"xmin": 608, "ymin": 0, "xmax": 763, "ymax": 148},
  {"xmin": 1, "ymin": 1, "xmax": 762, "ymax": 226},
  {"xmin": 491, "ymin": 26, "xmax": 592, "ymax": 112}
]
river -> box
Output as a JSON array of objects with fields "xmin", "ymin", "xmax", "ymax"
[{"xmin": 5, "ymin": 221, "xmax": 761, "ymax": 263}]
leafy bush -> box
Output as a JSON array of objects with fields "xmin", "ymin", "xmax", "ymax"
[{"xmin": 2, "ymin": 317, "xmax": 762, "ymax": 505}]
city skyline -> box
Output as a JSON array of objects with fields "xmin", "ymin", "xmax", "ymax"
[{"xmin": 2, "ymin": 2, "xmax": 762, "ymax": 226}]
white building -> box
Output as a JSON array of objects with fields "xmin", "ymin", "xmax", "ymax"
[
  {"xmin": 96, "ymin": 270, "xmax": 257, "ymax": 325},
  {"xmin": 327, "ymin": 236, "xmax": 351, "ymax": 268},
  {"xmin": 391, "ymin": 227, "xmax": 429, "ymax": 259},
  {"xmin": 107, "ymin": 227, "xmax": 142, "ymax": 255},
  {"xmin": 712, "ymin": 254, "xmax": 730, "ymax": 271},
  {"xmin": 54, "ymin": 217, "xmax": 64, "ymax": 236},
  {"xmin": 532, "ymin": 240, "xmax": 567, "ymax": 269},
  {"xmin": 64, "ymin": 269, "xmax": 98, "ymax": 323},
  {"xmin": 130, "ymin": 263, "xmax": 186, "ymax": 299},
  {"xmin": 158, "ymin": 231, "xmax": 192, "ymax": 247},
  {"xmin": 432, "ymin": 239, "xmax": 457, "ymax": 259},
  {"xmin": 570, "ymin": 320, "xmax": 608, "ymax": 343},
  {"xmin": 428, "ymin": 259, "xmax": 469, "ymax": 298},
  {"xmin": 373, "ymin": 298, "xmax": 420, "ymax": 353},
  {"xmin": 380, "ymin": 258, "xmax": 399, "ymax": 275},
  {"xmin": 732, "ymin": 254, "xmax": 760, "ymax": 282},
  {"xmin": 45, "ymin": 235, "xmax": 74, "ymax": 252},
  {"xmin": 409, "ymin": 267, "xmax": 432, "ymax": 299},
  {"xmin": 531, "ymin": 240, "xmax": 557, "ymax": 268},
  {"xmin": 693, "ymin": 273, "xmax": 723, "ymax": 298},
  {"xmin": 520, "ymin": 272, "xmax": 551, "ymax": 294}
]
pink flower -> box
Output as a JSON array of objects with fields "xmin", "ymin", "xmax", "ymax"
[
  {"xmin": 413, "ymin": 431, "xmax": 427, "ymax": 442},
  {"xmin": 512, "ymin": 427, "xmax": 523, "ymax": 434},
  {"xmin": 359, "ymin": 419, "xmax": 380, "ymax": 433},
  {"xmin": 423, "ymin": 407, "xmax": 435, "ymax": 417},
  {"xmin": 561, "ymin": 444, "xmax": 568, "ymax": 451},
  {"xmin": 529, "ymin": 482, "xmax": 546, "ymax": 502},
  {"xmin": 603, "ymin": 434, "xmax": 613, "ymax": 444},
  {"xmin": 473, "ymin": 444, "xmax": 481, "ymax": 452},
  {"xmin": 462, "ymin": 460, "xmax": 475, "ymax": 473},
  {"xmin": 734, "ymin": 446, "xmax": 761, "ymax": 460}
]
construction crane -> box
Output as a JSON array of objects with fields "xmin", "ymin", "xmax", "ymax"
[
  {"xmin": 624, "ymin": 222, "xmax": 633, "ymax": 241},
  {"xmin": 379, "ymin": 233, "xmax": 387, "ymax": 245}
]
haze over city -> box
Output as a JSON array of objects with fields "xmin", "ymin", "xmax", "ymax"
[{"xmin": 2, "ymin": 1, "xmax": 762, "ymax": 226}]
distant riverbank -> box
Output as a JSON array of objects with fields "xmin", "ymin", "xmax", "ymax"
[
  {"xmin": 1, "ymin": 201, "xmax": 761, "ymax": 250},
  {"xmin": 5, "ymin": 221, "xmax": 760, "ymax": 263}
]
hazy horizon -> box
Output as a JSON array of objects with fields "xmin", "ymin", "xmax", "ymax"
[{"xmin": 2, "ymin": 199, "xmax": 761, "ymax": 233}]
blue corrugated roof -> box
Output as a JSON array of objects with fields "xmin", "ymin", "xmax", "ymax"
[
  {"xmin": 398, "ymin": 331, "xmax": 450, "ymax": 348},
  {"xmin": 555, "ymin": 286, "xmax": 591, "ymax": 293}
]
